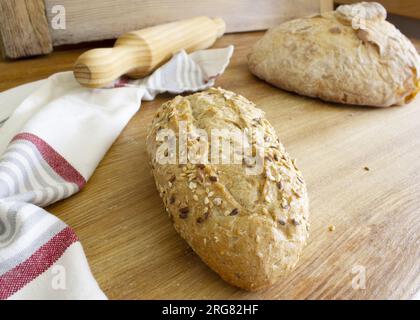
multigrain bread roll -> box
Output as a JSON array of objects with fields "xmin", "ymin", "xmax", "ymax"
[
  {"xmin": 248, "ymin": 2, "xmax": 420, "ymax": 107},
  {"xmin": 146, "ymin": 88, "xmax": 309, "ymax": 290}
]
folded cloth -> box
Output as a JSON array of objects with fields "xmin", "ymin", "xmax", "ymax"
[{"xmin": 0, "ymin": 46, "xmax": 234, "ymax": 299}]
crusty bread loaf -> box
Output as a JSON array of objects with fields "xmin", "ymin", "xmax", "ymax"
[
  {"xmin": 146, "ymin": 88, "xmax": 309, "ymax": 290},
  {"xmin": 248, "ymin": 2, "xmax": 420, "ymax": 107}
]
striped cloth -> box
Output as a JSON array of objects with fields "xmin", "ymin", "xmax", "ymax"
[{"xmin": 0, "ymin": 46, "xmax": 234, "ymax": 299}]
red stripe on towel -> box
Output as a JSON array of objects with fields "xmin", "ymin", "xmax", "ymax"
[
  {"xmin": 0, "ymin": 226, "xmax": 78, "ymax": 300},
  {"xmin": 13, "ymin": 133, "xmax": 86, "ymax": 189}
]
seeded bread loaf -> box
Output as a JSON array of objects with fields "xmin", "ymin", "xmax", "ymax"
[
  {"xmin": 248, "ymin": 2, "xmax": 420, "ymax": 107},
  {"xmin": 146, "ymin": 88, "xmax": 309, "ymax": 291}
]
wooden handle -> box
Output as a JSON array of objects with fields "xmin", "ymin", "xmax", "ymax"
[{"xmin": 74, "ymin": 16, "xmax": 226, "ymax": 88}]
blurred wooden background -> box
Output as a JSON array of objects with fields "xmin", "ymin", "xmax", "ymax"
[
  {"xmin": 2, "ymin": 0, "xmax": 419, "ymax": 59},
  {"xmin": 1, "ymin": 0, "xmax": 333, "ymax": 59}
]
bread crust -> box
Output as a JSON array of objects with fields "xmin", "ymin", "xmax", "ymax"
[
  {"xmin": 146, "ymin": 88, "xmax": 309, "ymax": 290},
  {"xmin": 248, "ymin": 2, "xmax": 420, "ymax": 107}
]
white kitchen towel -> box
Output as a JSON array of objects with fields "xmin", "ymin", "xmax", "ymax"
[{"xmin": 0, "ymin": 45, "xmax": 234, "ymax": 300}]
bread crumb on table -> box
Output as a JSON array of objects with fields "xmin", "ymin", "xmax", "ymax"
[
  {"xmin": 328, "ymin": 225, "xmax": 336, "ymax": 232},
  {"xmin": 364, "ymin": 166, "xmax": 370, "ymax": 171}
]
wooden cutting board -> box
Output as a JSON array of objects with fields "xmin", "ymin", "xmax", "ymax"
[{"xmin": 0, "ymin": 32, "xmax": 419, "ymax": 299}]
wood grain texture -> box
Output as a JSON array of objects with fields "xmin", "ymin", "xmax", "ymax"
[
  {"xmin": 74, "ymin": 17, "xmax": 226, "ymax": 88},
  {"xmin": 335, "ymin": 0, "xmax": 420, "ymax": 20},
  {"xmin": 45, "ymin": 0, "xmax": 331, "ymax": 45},
  {"xmin": 0, "ymin": 0, "xmax": 52, "ymax": 59},
  {"xmin": 0, "ymin": 33, "xmax": 419, "ymax": 299}
]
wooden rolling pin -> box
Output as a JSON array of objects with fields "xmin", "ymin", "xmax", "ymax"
[{"xmin": 73, "ymin": 16, "xmax": 226, "ymax": 88}]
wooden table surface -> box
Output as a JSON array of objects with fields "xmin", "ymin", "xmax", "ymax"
[{"xmin": 1, "ymin": 32, "xmax": 419, "ymax": 300}]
